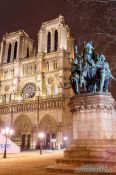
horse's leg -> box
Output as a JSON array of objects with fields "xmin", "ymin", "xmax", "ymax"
[
  {"xmin": 84, "ymin": 80, "xmax": 87, "ymax": 91},
  {"xmin": 80, "ymin": 77, "xmax": 82, "ymax": 88},
  {"xmin": 104, "ymin": 78, "xmax": 109, "ymax": 92},
  {"xmin": 100, "ymin": 72, "xmax": 105, "ymax": 92},
  {"xmin": 74, "ymin": 78, "xmax": 79, "ymax": 94},
  {"xmin": 93, "ymin": 83, "xmax": 96, "ymax": 92}
]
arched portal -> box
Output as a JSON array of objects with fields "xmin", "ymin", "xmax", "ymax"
[
  {"xmin": 7, "ymin": 43, "xmax": 11, "ymax": 63},
  {"xmin": 13, "ymin": 114, "xmax": 32, "ymax": 150},
  {"xmin": 39, "ymin": 115, "xmax": 58, "ymax": 149},
  {"xmin": 47, "ymin": 32, "xmax": 51, "ymax": 53},
  {"xmin": 14, "ymin": 41, "xmax": 17, "ymax": 59},
  {"xmin": 54, "ymin": 30, "xmax": 58, "ymax": 51}
]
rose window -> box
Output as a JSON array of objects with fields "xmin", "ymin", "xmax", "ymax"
[{"xmin": 22, "ymin": 83, "xmax": 36, "ymax": 99}]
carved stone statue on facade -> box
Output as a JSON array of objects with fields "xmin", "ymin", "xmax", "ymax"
[{"xmin": 70, "ymin": 42, "xmax": 115, "ymax": 94}]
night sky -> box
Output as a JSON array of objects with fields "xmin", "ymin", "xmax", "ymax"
[{"xmin": 0, "ymin": 0, "xmax": 116, "ymax": 99}]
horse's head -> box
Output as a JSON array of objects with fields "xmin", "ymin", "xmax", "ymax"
[
  {"xmin": 84, "ymin": 41, "xmax": 94, "ymax": 54},
  {"xmin": 99, "ymin": 54, "xmax": 106, "ymax": 62},
  {"xmin": 73, "ymin": 45, "xmax": 79, "ymax": 65}
]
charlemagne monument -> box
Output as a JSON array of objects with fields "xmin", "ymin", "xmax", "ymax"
[{"xmin": 48, "ymin": 41, "xmax": 116, "ymax": 174}]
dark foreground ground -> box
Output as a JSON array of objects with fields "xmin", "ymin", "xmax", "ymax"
[
  {"xmin": 0, "ymin": 150, "xmax": 115, "ymax": 175},
  {"xmin": 0, "ymin": 150, "xmax": 64, "ymax": 175}
]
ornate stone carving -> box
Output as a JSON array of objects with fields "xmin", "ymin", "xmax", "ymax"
[
  {"xmin": 0, "ymin": 97, "xmax": 64, "ymax": 115},
  {"xmin": 71, "ymin": 104, "xmax": 113, "ymax": 113},
  {"xmin": 48, "ymin": 78, "xmax": 54, "ymax": 84},
  {"xmin": 22, "ymin": 82, "xmax": 36, "ymax": 99},
  {"xmin": 5, "ymin": 85, "xmax": 10, "ymax": 91}
]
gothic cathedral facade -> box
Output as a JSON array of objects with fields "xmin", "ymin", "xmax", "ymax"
[{"xmin": 0, "ymin": 15, "xmax": 74, "ymax": 149}]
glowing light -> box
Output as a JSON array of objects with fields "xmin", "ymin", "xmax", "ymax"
[
  {"xmin": 38, "ymin": 132, "xmax": 45, "ymax": 139},
  {"xmin": 63, "ymin": 136, "xmax": 68, "ymax": 141}
]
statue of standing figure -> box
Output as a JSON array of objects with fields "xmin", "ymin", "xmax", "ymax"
[
  {"xmin": 70, "ymin": 41, "xmax": 115, "ymax": 94},
  {"xmin": 96, "ymin": 54, "xmax": 115, "ymax": 92},
  {"xmin": 70, "ymin": 45, "xmax": 80, "ymax": 94}
]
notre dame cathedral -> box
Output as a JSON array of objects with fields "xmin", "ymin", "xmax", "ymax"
[{"xmin": 0, "ymin": 15, "xmax": 74, "ymax": 150}]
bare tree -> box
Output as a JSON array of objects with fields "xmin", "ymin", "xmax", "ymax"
[
  {"xmin": 65, "ymin": 0, "xmax": 116, "ymax": 98},
  {"xmin": 65, "ymin": 0, "xmax": 116, "ymax": 64},
  {"xmin": 66, "ymin": 0, "xmax": 116, "ymax": 50}
]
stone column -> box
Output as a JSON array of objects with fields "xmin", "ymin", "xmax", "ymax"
[
  {"xmin": 0, "ymin": 41, "xmax": 4, "ymax": 64},
  {"xmin": 51, "ymin": 29, "xmax": 54, "ymax": 52},
  {"xmin": 23, "ymin": 39, "xmax": 26, "ymax": 58},
  {"xmin": 42, "ymin": 28, "xmax": 47, "ymax": 53},
  {"xmin": 11, "ymin": 42, "xmax": 14, "ymax": 61},
  {"xmin": 58, "ymin": 27, "xmax": 61, "ymax": 50},
  {"xmin": 21, "ymin": 38, "xmax": 25, "ymax": 59},
  {"xmin": 57, "ymin": 121, "xmax": 63, "ymax": 149},
  {"xmin": 4, "ymin": 43, "xmax": 8, "ymax": 63},
  {"xmin": 38, "ymin": 29, "xmax": 42, "ymax": 53},
  {"xmin": 17, "ymin": 36, "xmax": 20, "ymax": 60},
  {"xmin": 20, "ymin": 37, "xmax": 23, "ymax": 59},
  {"xmin": 57, "ymin": 131, "xmax": 62, "ymax": 149},
  {"xmin": 31, "ymin": 133, "xmax": 38, "ymax": 149}
]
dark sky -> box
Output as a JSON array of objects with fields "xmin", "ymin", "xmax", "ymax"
[
  {"xmin": 0, "ymin": 0, "xmax": 115, "ymax": 50},
  {"xmin": 0, "ymin": 0, "xmax": 70, "ymax": 43},
  {"xmin": 0, "ymin": 0, "xmax": 116, "ymax": 99}
]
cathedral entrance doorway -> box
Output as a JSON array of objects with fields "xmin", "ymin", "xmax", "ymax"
[
  {"xmin": 21, "ymin": 133, "xmax": 31, "ymax": 150},
  {"xmin": 39, "ymin": 115, "xmax": 58, "ymax": 149},
  {"xmin": 46, "ymin": 132, "xmax": 56, "ymax": 149},
  {"xmin": 13, "ymin": 114, "xmax": 32, "ymax": 150}
]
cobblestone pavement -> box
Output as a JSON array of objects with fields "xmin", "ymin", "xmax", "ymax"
[
  {"xmin": 0, "ymin": 150, "xmax": 114, "ymax": 175},
  {"xmin": 0, "ymin": 150, "xmax": 66, "ymax": 175}
]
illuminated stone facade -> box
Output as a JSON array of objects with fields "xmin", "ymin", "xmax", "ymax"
[{"xmin": 0, "ymin": 15, "xmax": 74, "ymax": 149}]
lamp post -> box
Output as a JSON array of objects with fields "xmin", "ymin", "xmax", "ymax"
[
  {"xmin": 63, "ymin": 136, "xmax": 68, "ymax": 149},
  {"xmin": 1, "ymin": 127, "xmax": 14, "ymax": 158},
  {"xmin": 38, "ymin": 132, "xmax": 45, "ymax": 155}
]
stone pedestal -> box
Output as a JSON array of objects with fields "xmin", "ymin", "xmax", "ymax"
[{"xmin": 47, "ymin": 92, "xmax": 116, "ymax": 173}]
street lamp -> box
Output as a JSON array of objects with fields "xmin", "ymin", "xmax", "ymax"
[
  {"xmin": 63, "ymin": 136, "xmax": 68, "ymax": 149},
  {"xmin": 38, "ymin": 132, "xmax": 45, "ymax": 155},
  {"xmin": 1, "ymin": 127, "xmax": 14, "ymax": 158}
]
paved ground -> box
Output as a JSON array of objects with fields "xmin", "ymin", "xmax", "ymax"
[{"xmin": 0, "ymin": 150, "xmax": 70, "ymax": 175}]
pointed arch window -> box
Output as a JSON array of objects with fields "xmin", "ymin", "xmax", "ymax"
[
  {"xmin": 7, "ymin": 43, "xmax": 11, "ymax": 63},
  {"xmin": 47, "ymin": 32, "xmax": 51, "ymax": 53},
  {"xmin": 14, "ymin": 41, "xmax": 17, "ymax": 59},
  {"xmin": 54, "ymin": 30, "xmax": 58, "ymax": 51},
  {"xmin": 27, "ymin": 47, "xmax": 29, "ymax": 58}
]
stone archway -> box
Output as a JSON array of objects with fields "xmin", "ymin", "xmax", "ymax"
[
  {"xmin": 39, "ymin": 115, "xmax": 58, "ymax": 149},
  {"xmin": 13, "ymin": 114, "xmax": 32, "ymax": 150},
  {"xmin": 39, "ymin": 115, "xmax": 57, "ymax": 132}
]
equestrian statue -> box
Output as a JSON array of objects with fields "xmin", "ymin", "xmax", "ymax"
[{"xmin": 70, "ymin": 41, "xmax": 115, "ymax": 94}]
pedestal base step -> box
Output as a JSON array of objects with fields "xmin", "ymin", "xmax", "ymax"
[
  {"xmin": 46, "ymin": 164, "xmax": 114, "ymax": 174},
  {"xmin": 74, "ymin": 164, "xmax": 112, "ymax": 174},
  {"xmin": 46, "ymin": 158, "xmax": 116, "ymax": 174},
  {"xmin": 56, "ymin": 157, "xmax": 116, "ymax": 165}
]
